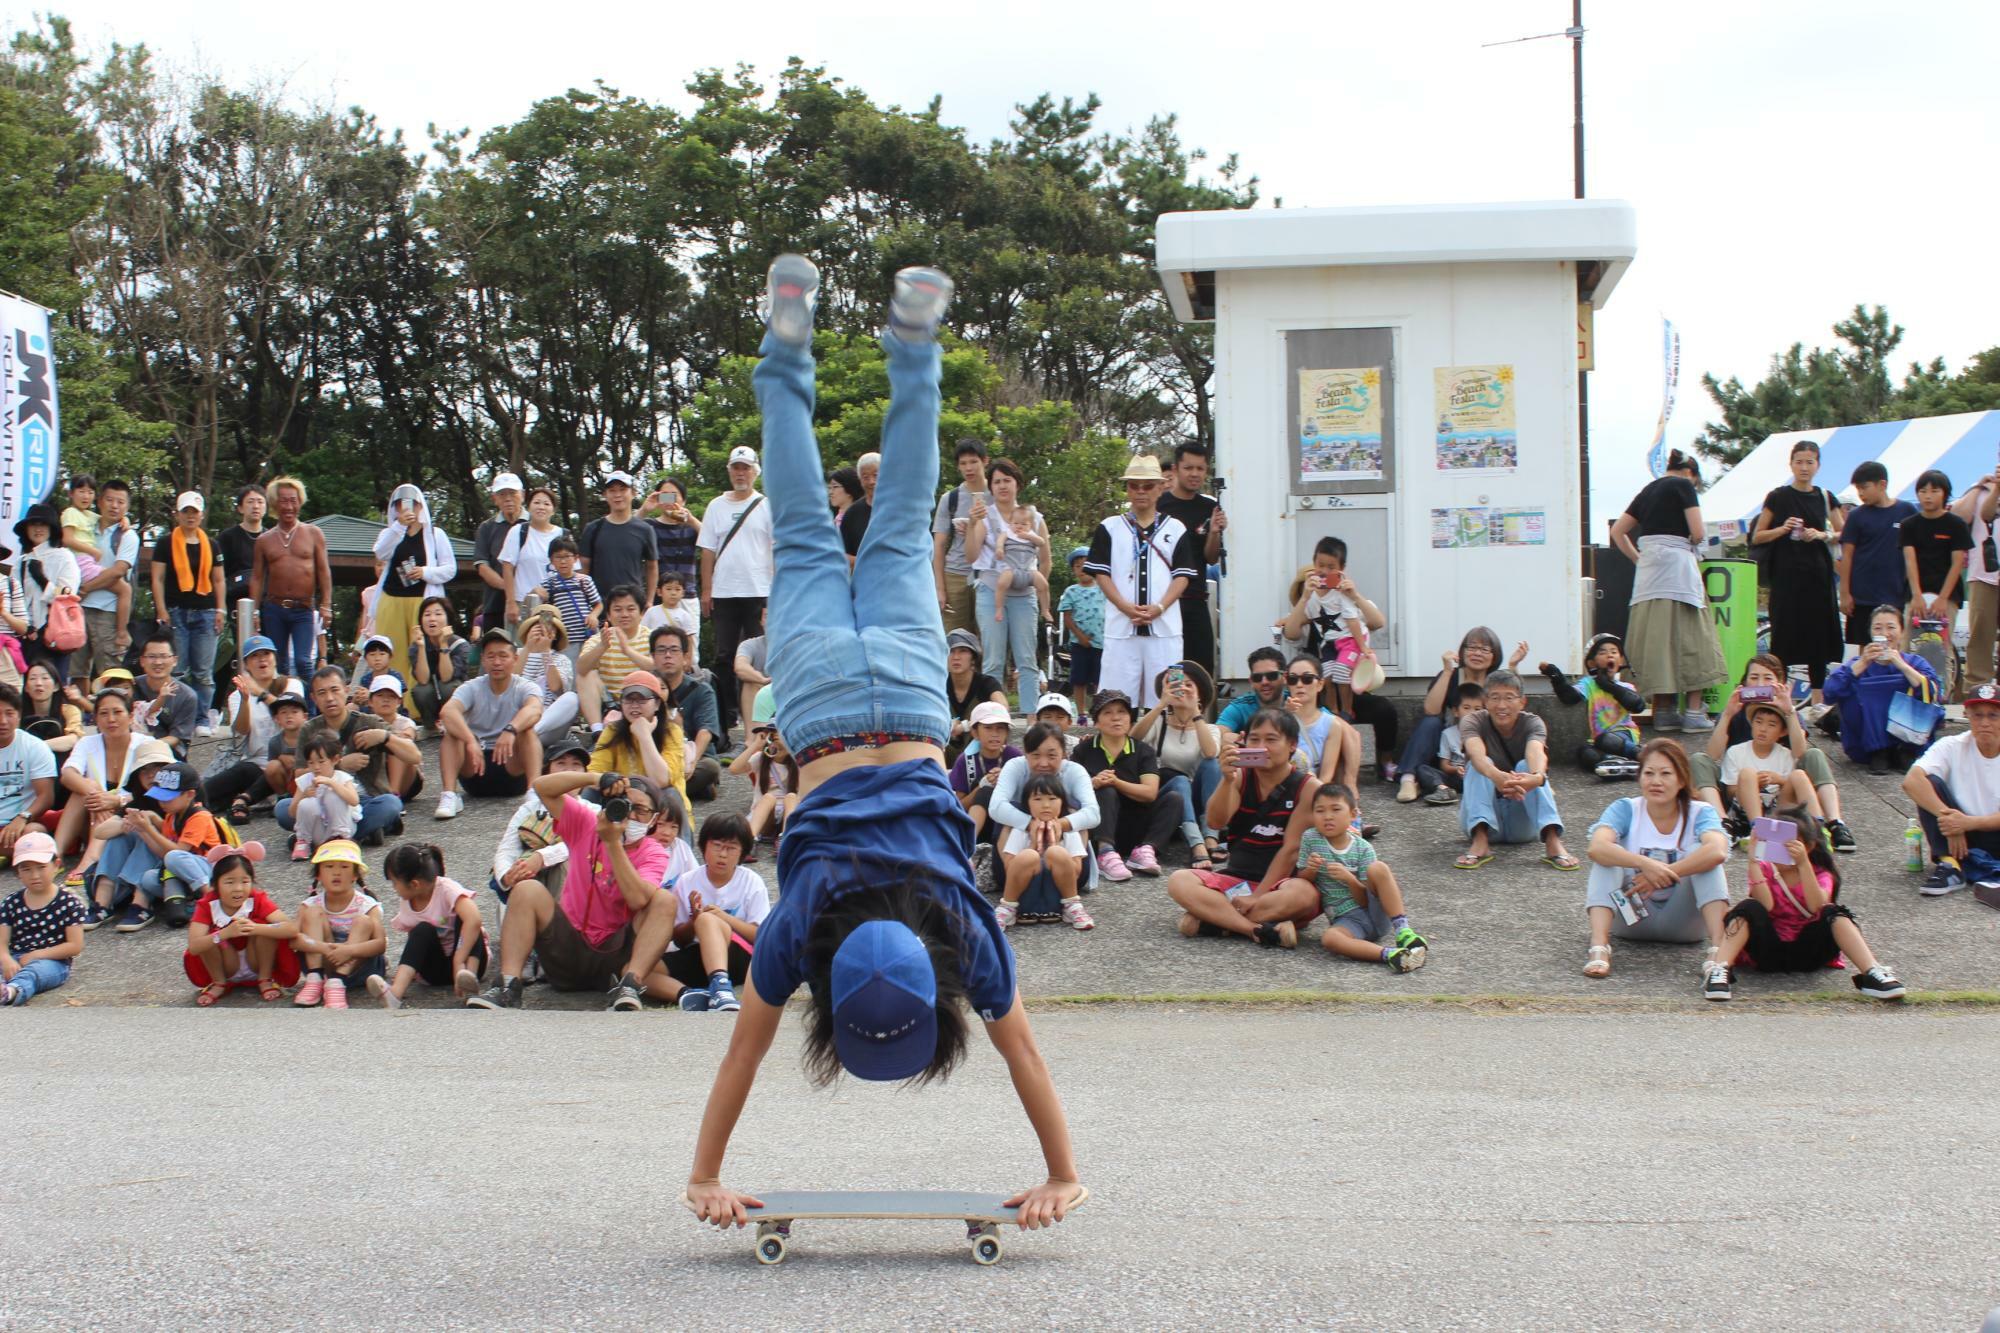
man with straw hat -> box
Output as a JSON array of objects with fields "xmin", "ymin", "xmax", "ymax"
[{"xmin": 1081, "ymin": 454, "xmax": 1204, "ymax": 710}]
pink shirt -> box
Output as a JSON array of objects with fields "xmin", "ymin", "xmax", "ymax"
[
  {"xmin": 391, "ymin": 875, "xmax": 479, "ymax": 955},
  {"xmin": 555, "ymin": 794, "xmax": 670, "ymax": 948},
  {"xmin": 1752, "ymin": 860, "xmax": 1843, "ymax": 959}
]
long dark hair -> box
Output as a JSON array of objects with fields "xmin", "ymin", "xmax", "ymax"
[
  {"xmin": 1769, "ymin": 803, "xmax": 1839, "ymax": 896},
  {"xmin": 604, "ymin": 692, "xmax": 679, "ymax": 755},
  {"xmin": 800, "ymin": 878, "xmax": 971, "ymax": 1089}
]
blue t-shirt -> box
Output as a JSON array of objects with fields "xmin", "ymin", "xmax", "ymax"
[
  {"xmin": 750, "ymin": 760, "xmax": 1017, "ymax": 1022},
  {"xmin": 1840, "ymin": 500, "xmax": 1917, "ymax": 608},
  {"xmin": 1219, "ymin": 692, "xmax": 1279, "ymax": 733}
]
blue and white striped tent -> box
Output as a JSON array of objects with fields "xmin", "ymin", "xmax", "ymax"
[{"xmin": 1699, "ymin": 411, "xmax": 2000, "ymax": 534}]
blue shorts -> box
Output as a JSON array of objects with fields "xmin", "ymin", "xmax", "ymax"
[
  {"xmin": 1066, "ymin": 642, "xmax": 1101, "ymax": 689},
  {"xmin": 1327, "ymin": 903, "xmax": 1389, "ymax": 942}
]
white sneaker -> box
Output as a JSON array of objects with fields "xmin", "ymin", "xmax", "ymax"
[
  {"xmin": 434, "ymin": 790, "xmax": 464, "ymax": 820},
  {"xmin": 195, "ymin": 723, "xmax": 214, "ymax": 738}
]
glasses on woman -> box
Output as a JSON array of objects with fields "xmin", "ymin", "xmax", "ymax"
[
  {"xmin": 1285, "ymin": 672, "xmax": 1320, "ymax": 686},
  {"xmin": 620, "ymin": 691, "xmax": 655, "ymax": 707}
]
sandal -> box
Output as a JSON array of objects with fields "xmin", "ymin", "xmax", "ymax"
[
  {"xmin": 230, "ymin": 795, "xmax": 253, "ymax": 823},
  {"xmin": 1583, "ymin": 944, "xmax": 1613, "ymax": 979},
  {"xmin": 1453, "ymin": 852, "xmax": 1494, "ymax": 870},
  {"xmin": 257, "ymin": 978, "xmax": 285, "ymax": 1003},
  {"xmin": 1190, "ymin": 847, "xmax": 1214, "ymax": 872},
  {"xmin": 196, "ymin": 982, "xmax": 230, "ymax": 1007},
  {"xmin": 1542, "ymin": 852, "xmax": 1581, "ymax": 872}
]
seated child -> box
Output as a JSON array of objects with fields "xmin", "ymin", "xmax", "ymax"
[
  {"xmin": 352, "ymin": 634, "xmax": 405, "ymax": 701},
  {"xmin": 0, "ymin": 831, "xmax": 84, "ymax": 1005},
  {"xmin": 1294, "ymin": 783, "xmax": 1427, "ymax": 971},
  {"xmin": 292, "ymin": 838, "xmax": 386, "ymax": 1008},
  {"xmin": 993, "ymin": 772, "xmax": 1092, "ymax": 932},
  {"xmin": 1540, "ymin": 631, "xmax": 1645, "ymax": 777},
  {"xmin": 1414, "ymin": 683, "xmax": 1482, "ymax": 805},
  {"xmin": 661, "ymin": 812, "xmax": 768, "ymax": 1012},
  {"xmin": 1057, "ymin": 547, "xmax": 1105, "ymax": 716},
  {"xmin": 92, "ymin": 759, "xmax": 223, "ymax": 931},
  {"xmin": 1032, "ymin": 693, "xmax": 1080, "ymax": 755},
  {"xmin": 1282, "ymin": 536, "xmax": 1385, "ymax": 719},
  {"xmin": 1702, "ymin": 806, "xmax": 1904, "ymax": 1002},
  {"xmin": 363, "ymin": 677, "xmax": 424, "ymax": 800},
  {"xmin": 641, "ymin": 572, "xmax": 700, "ymax": 664},
  {"xmin": 728, "ymin": 720, "xmax": 799, "ymax": 853},
  {"xmin": 374, "ymin": 842, "xmax": 489, "ymax": 1008},
  {"xmin": 975, "ymin": 503, "xmax": 1052, "ymax": 623},
  {"xmin": 289, "ymin": 734, "xmax": 360, "ymax": 859},
  {"xmin": 541, "ymin": 537, "xmax": 602, "ymax": 651},
  {"xmin": 258, "ymin": 687, "xmax": 312, "ymax": 821},
  {"xmin": 183, "ymin": 848, "xmax": 300, "ymax": 1005},
  {"xmin": 948, "ymin": 702, "xmax": 1024, "ymax": 844},
  {"xmin": 1720, "ymin": 702, "xmax": 1822, "ymax": 833}
]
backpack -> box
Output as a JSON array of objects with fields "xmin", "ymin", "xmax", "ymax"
[{"xmin": 42, "ymin": 590, "xmax": 85, "ymax": 653}]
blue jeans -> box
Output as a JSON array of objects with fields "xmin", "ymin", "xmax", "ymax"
[
  {"xmin": 1585, "ymin": 862, "xmax": 1729, "ymax": 943},
  {"xmin": 755, "ymin": 331, "xmax": 949, "ymax": 753},
  {"xmin": 1461, "ymin": 760, "xmax": 1564, "ymax": 845},
  {"xmin": 1398, "ymin": 714, "xmax": 1445, "ymax": 781},
  {"xmin": 277, "ymin": 792, "xmax": 403, "ymax": 841},
  {"xmin": 975, "ymin": 581, "xmax": 1042, "ymax": 710},
  {"xmin": 261, "ymin": 602, "xmax": 318, "ymax": 679},
  {"xmin": 7, "ymin": 957, "xmax": 69, "ymax": 1002},
  {"xmin": 168, "ymin": 605, "xmax": 219, "ymax": 714},
  {"xmin": 1160, "ymin": 758, "xmax": 1222, "ymax": 840}
]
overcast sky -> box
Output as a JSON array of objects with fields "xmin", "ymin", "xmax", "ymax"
[{"xmin": 51, "ymin": 0, "xmax": 2000, "ymax": 519}]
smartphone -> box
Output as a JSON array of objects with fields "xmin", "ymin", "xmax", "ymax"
[
  {"xmin": 1752, "ymin": 817, "xmax": 1798, "ymax": 864},
  {"xmin": 1232, "ymin": 746, "xmax": 1267, "ymax": 768},
  {"xmin": 1739, "ymin": 684, "xmax": 1774, "ymax": 701},
  {"xmin": 1166, "ymin": 667, "xmax": 1186, "ymax": 689}
]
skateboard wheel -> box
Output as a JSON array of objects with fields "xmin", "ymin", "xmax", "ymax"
[
  {"xmin": 756, "ymin": 1234, "xmax": 787, "ymax": 1265},
  {"xmin": 972, "ymin": 1234, "xmax": 1002, "ymax": 1265}
]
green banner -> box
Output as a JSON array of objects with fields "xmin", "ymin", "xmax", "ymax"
[{"xmin": 1701, "ymin": 558, "xmax": 1758, "ymax": 711}]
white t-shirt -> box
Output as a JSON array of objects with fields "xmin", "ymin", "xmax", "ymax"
[
  {"xmin": 0, "ymin": 730, "xmax": 57, "ymax": 824},
  {"xmin": 1304, "ymin": 586, "xmax": 1365, "ymax": 644},
  {"xmin": 498, "ymin": 524, "xmax": 565, "ymax": 599},
  {"xmin": 640, "ymin": 600, "xmax": 701, "ymax": 663},
  {"xmin": 1719, "ymin": 740, "xmax": 1796, "ymax": 788},
  {"xmin": 998, "ymin": 825, "xmax": 1087, "ymax": 859},
  {"xmin": 1915, "ymin": 731, "xmax": 2000, "ymax": 815},
  {"xmin": 666, "ymin": 862, "xmax": 768, "ymax": 946},
  {"xmin": 696, "ymin": 493, "xmax": 773, "ymax": 598}
]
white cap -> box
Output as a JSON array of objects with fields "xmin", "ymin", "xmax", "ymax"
[
  {"xmin": 360, "ymin": 633, "xmax": 394, "ymax": 654},
  {"xmin": 490, "ymin": 472, "xmax": 524, "ymax": 495},
  {"xmin": 603, "ymin": 470, "xmax": 638, "ymax": 489},
  {"xmin": 968, "ymin": 701, "xmax": 1012, "ymax": 728},
  {"xmin": 1034, "ymin": 691, "xmax": 1078, "ymax": 720},
  {"xmin": 175, "ymin": 491, "xmax": 204, "ymax": 513},
  {"xmin": 727, "ymin": 446, "xmax": 759, "ymax": 468},
  {"xmin": 367, "ymin": 676, "xmax": 406, "ymax": 698}
]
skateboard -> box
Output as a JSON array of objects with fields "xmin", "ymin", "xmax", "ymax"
[{"xmin": 684, "ymin": 1187, "xmax": 1088, "ymax": 1265}]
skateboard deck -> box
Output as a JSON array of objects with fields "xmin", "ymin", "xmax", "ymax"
[{"xmin": 684, "ymin": 1187, "xmax": 1088, "ymax": 1265}]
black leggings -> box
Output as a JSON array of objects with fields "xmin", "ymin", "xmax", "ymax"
[
  {"xmin": 203, "ymin": 759, "xmax": 272, "ymax": 812},
  {"xmin": 1724, "ymin": 898, "xmax": 1854, "ymax": 973},
  {"xmin": 1347, "ymin": 692, "xmax": 1401, "ymax": 775},
  {"xmin": 398, "ymin": 921, "xmax": 490, "ymax": 986},
  {"xmin": 1095, "ymin": 785, "xmax": 1179, "ymax": 856}
]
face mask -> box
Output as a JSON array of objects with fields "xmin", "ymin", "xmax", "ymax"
[{"xmin": 624, "ymin": 820, "xmax": 652, "ymax": 844}]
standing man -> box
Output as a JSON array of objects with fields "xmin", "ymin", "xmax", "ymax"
[
  {"xmin": 249, "ymin": 476, "xmax": 332, "ymax": 680},
  {"xmin": 149, "ymin": 492, "xmax": 225, "ymax": 731},
  {"xmin": 1952, "ymin": 470, "xmax": 2000, "ymax": 692},
  {"xmin": 841, "ymin": 450, "xmax": 878, "ymax": 561},
  {"xmin": 216, "ymin": 484, "xmax": 265, "ymax": 617},
  {"xmin": 697, "ymin": 445, "xmax": 772, "ymax": 745},
  {"xmin": 1155, "ymin": 443, "xmax": 1227, "ymax": 679},
  {"xmin": 74, "ymin": 479, "xmax": 137, "ymax": 682},
  {"xmin": 473, "ymin": 472, "xmax": 525, "ymax": 634},
  {"xmin": 1084, "ymin": 454, "xmax": 1203, "ymax": 710},
  {"xmin": 649, "ymin": 625, "xmax": 724, "ymax": 801},
  {"xmin": 931, "ymin": 438, "xmax": 989, "ymax": 638},
  {"xmin": 580, "ymin": 470, "xmax": 658, "ymax": 615}
]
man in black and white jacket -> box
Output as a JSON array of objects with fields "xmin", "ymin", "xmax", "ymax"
[{"xmin": 1083, "ymin": 454, "xmax": 1204, "ymax": 710}]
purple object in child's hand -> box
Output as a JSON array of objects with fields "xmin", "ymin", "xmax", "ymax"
[{"xmin": 1752, "ymin": 818, "xmax": 1797, "ymax": 864}]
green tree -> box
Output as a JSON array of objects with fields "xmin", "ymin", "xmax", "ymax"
[{"xmin": 1694, "ymin": 304, "xmax": 1905, "ymax": 465}]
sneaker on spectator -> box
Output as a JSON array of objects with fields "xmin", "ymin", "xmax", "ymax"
[
  {"xmin": 81, "ymin": 900, "xmax": 110, "ymax": 931},
  {"xmin": 1852, "ymin": 965, "xmax": 1906, "ymax": 1000},
  {"xmin": 1920, "ymin": 859, "xmax": 1966, "ymax": 896},
  {"xmin": 323, "ymin": 977, "xmax": 349, "ymax": 1010},
  {"xmin": 159, "ymin": 895, "xmax": 192, "ymax": 928},
  {"xmin": 434, "ymin": 790, "xmax": 464, "ymax": 821},
  {"xmin": 366, "ymin": 974, "xmax": 401, "ymax": 1009},
  {"xmin": 678, "ymin": 987, "xmax": 711, "ymax": 1011},
  {"xmin": 1679, "ymin": 710, "xmax": 1714, "ymax": 731},
  {"xmin": 1595, "ymin": 758, "xmax": 1640, "ymax": 780},
  {"xmin": 114, "ymin": 902, "xmax": 154, "ymax": 933},
  {"xmin": 606, "ymin": 973, "xmax": 644, "ymax": 1012},
  {"xmin": 1826, "ymin": 819, "xmax": 1858, "ymax": 854},
  {"xmin": 1060, "ymin": 898, "xmax": 1094, "ymax": 931},
  {"xmin": 292, "ymin": 838, "xmax": 311, "ymax": 861},
  {"xmin": 1385, "ymin": 942, "xmax": 1425, "ymax": 972},
  {"xmin": 1126, "ymin": 844, "xmax": 1161, "ymax": 876},
  {"xmin": 993, "ymin": 900, "xmax": 1018, "ymax": 929},
  {"xmin": 970, "ymin": 843, "xmax": 997, "ymax": 897},
  {"xmin": 1394, "ymin": 926, "xmax": 1429, "ymax": 954},
  {"xmin": 466, "ymin": 977, "xmax": 524, "ymax": 1010},
  {"xmin": 1423, "ymin": 786, "xmax": 1459, "ymax": 806},
  {"xmin": 1702, "ymin": 961, "xmax": 1733, "ymax": 1001},
  {"xmin": 708, "ymin": 980, "xmax": 741, "ymax": 1013},
  {"xmin": 1095, "ymin": 848, "xmax": 1131, "ymax": 882},
  {"xmin": 1650, "ymin": 711, "xmax": 1679, "ymax": 733},
  {"xmin": 293, "ymin": 975, "xmax": 325, "ymax": 1008}
]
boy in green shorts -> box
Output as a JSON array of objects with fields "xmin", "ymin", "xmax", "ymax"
[{"xmin": 1294, "ymin": 783, "xmax": 1427, "ymax": 971}]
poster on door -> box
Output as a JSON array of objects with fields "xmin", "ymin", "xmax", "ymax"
[
  {"xmin": 1433, "ymin": 364, "xmax": 1517, "ymax": 473},
  {"xmin": 1296, "ymin": 367, "xmax": 1384, "ymax": 482},
  {"xmin": 1429, "ymin": 506, "xmax": 1547, "ymax": 549}
]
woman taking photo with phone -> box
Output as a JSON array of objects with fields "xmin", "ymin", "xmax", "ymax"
[{"xmin": 1822, "ymin": 604, "xmax": 1942, "ymax": 771}]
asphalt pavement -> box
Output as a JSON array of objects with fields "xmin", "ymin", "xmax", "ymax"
[
  {"xmin": 2, "ymin": 1006, "xmax": 1995, "ymax": 1329},
  {"xmin": 61, "ymin": 723, "xmax": 2000, "ymax": 1008}
]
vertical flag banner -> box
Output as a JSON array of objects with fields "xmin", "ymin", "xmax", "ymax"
[
  {"xmin": 1645, "ymin": 316, "xmax": 1680, "ymax": 478},
  {"xmin": 0, "ymin": 293, "xmax": 59, "ymax": 536}
]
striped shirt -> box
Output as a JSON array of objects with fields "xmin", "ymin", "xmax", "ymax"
[{"xmin": 583, "ymin": 628, "xmax": 644, "ymax": 697}]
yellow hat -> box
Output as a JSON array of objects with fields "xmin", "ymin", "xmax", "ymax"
[
  {"xmin": 309, "ymin": 839, "xmax": 367, "ymax": 872},
  {"xmin": 1119, "ymin": 454, "xmax": 1166, "ymax": 483}
]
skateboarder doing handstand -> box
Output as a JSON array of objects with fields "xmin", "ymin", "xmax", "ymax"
[{"xmin": 684, "ymin": 256, "xmax": 1083, "ymax": 1232}]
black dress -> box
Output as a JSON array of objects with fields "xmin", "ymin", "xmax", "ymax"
[{"xmin": 1760, "ymin": 485, "xmax": 1843, "ymax": 686}]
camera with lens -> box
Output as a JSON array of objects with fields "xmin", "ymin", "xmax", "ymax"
[{"xmin": 583, "ymin": 775, "xmax": 632, "ymax": 823}]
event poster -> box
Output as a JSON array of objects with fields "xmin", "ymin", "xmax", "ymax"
[
  {"xmin": 0, "ymin": 292, "xmax": 59, "ymax": 534},
  {"xmin": 1429, "ymin": 507, "xmax": 1547, "ymax": 549},
  {"xmin": 1296, "ymin": 367, "xmax": 1383, "ymax": 481},
  {"xmin": 1433, "ymin": 364, "xmax": 1517, "ymax": 472}
]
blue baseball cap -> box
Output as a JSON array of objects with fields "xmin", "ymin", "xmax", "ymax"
[
  {"xmin": 830, "ymin": 920, "xmax": 937, "ymax": 1082},
  {"xmin": 240, "ymin": 635, "xmax": 276, "ymax": 658}
]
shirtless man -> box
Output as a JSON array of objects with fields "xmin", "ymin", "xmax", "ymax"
[{"xmin": 249, "ymin": 476, "xmax": 333, "ymax": 680}]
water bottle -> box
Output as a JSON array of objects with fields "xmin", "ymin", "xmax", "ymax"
[
  {"xmin": 1905, "ymin": 817, "xmax": 1924, "ymax": 873},
  {"xmin": 1787, "ymin": 665, "xmax": 1810, "ymax": 705}
]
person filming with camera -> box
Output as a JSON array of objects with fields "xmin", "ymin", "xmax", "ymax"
[{"xmin": 466, "ymin": 769, "xmax": 679, "ymax": 1012}]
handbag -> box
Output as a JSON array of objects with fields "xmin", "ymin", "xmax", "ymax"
[
  {"xmin": 42, "ymin": 590, "xmax": 85, "ymax": 653},
  {"xmin": 1886, "ymin": 688, "xmax": 1944, "ymax": 747}
]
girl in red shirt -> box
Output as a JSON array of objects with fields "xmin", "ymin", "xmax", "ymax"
[{"xmin": 183, "ymin": 848, "xmax": 300, "ymax": 1005}]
